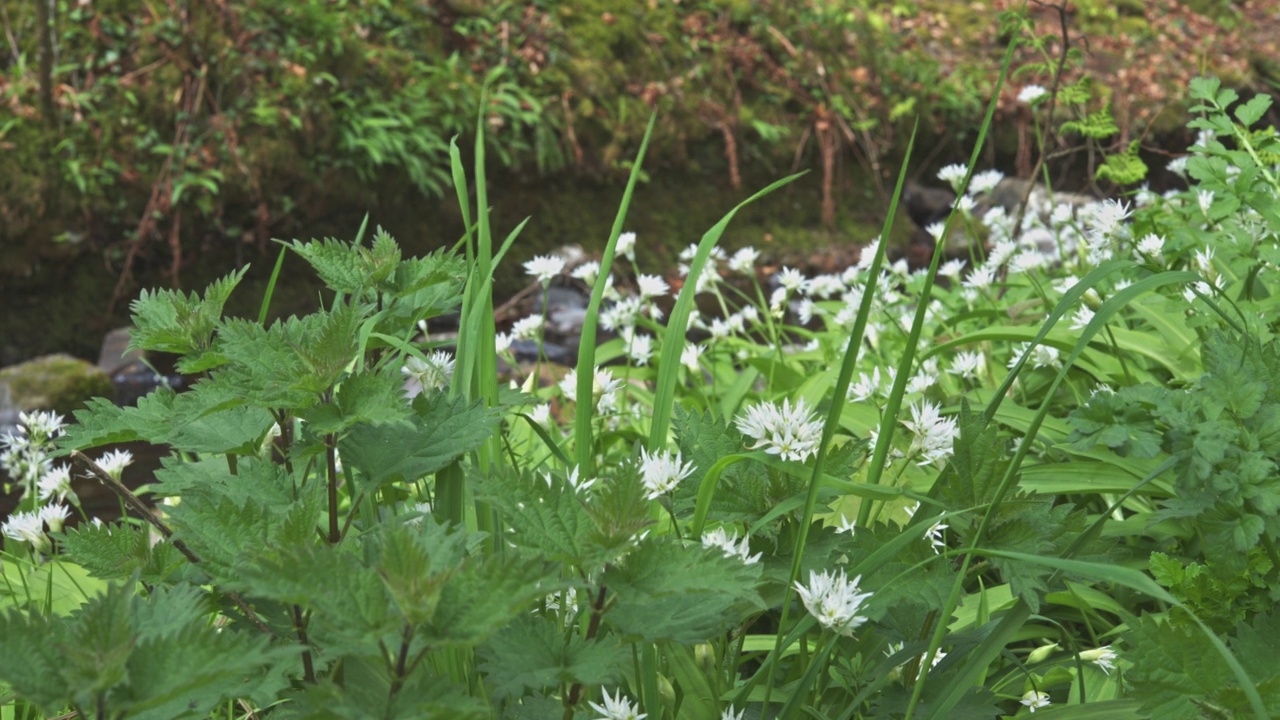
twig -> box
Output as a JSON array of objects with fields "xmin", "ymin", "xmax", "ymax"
[{"xmin": 71, "ymin": 451, "xmax": 278, "ymax": 637}]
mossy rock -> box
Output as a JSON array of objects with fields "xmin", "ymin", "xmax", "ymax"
[{"xmin": 0, "ymin": 354, "xmax": 114, "ymax": 417}]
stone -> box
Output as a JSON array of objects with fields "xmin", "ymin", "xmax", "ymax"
[{"xmin": 0, "ymin": 353, "xmax": 114, "ymax": 418}]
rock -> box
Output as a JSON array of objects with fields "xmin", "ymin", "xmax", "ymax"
[{"xmin": 0, "ymin": 354, "xmax": 114, "ymax": 419}]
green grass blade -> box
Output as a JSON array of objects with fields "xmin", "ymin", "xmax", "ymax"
[
  {"xmin": 573, "ymin": 113, "xmax": 657, "ymax": 474},
  {"xmin": 256, "ymin": 246, "xmax": 287, "ymax": 325},
  {"xmin": 646, "ymin": 172, "xmax": 804, "ymax": 451}
]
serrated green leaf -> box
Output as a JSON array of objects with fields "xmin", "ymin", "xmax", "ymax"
[
  {"xmin": 478, "ymin": 614, "xmax": 627, "ymax": 701},
  {"xmin": 341, "ymin": 393, "xmax": 501, "ymax": 491},
  {"xmin": 128, "ymin": 267, "xmax": 247, "ymax": 356},
  {"xmin": 602, "ymin": 540, "xmax": 763, "ymax": 644}
]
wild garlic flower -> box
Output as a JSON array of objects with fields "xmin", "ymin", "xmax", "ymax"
[
  {"xmin": 728, "ymin": 246, "xmax": 759, "ymax": 275},
  {"xmin": 546, "ymin": 465, "xmax": 595, "ymax": 494},
  {"xmin": 528, "ymin": 403, "xmax": 552, "ymax": 426},
  {"xmin": 1018, "ymin": 84, "xmax": 1048, "ymax": 104},
  {"xmin": 509, "ymin": 315, "xmax": 544, "ymax": 341},
  {"xmin": 939, "ymin": 258, "xmax": 967, "ymax": 279},
  {"xmin": 1020, "ymin": 690, "xmax": 1051, "ymax": 713},
  {"xmin": 559, "ymin": 367, "xmax": 624, "ymax": 414},
  {"xmin": 571, "ymin": 260, "xmax": 601, "ymax": 285},
  {"xmin": 734, "ymin": 398, "xmax": 823, "ymax": 463},
  {"xmin": 856, "ymin": 238, "xmax": 881, "ymax": 271},
  {"xmin": 776, "ymin": 267, "xmax": 809, "ymax": 295},
  {"xmin": 1008, "ymin": 342, "xmax": 1062, "ymax": 371},
  {"xmin": 1079, "ymin": 645, "xmax": 1117, "ymax": 674},
  {"xmin": 701, "ymin": 527, "xmax": 761, "ymax": 565},
  {"xmin": 2, "ymin": 510, "xmax": 50, "ymax": 553},
  {"xmin": 969, "ymin": 169, "xmax": 1004, "ymax": 195},
  {"xmin": 1070, "ymin": 306, "xmax": 1096, "ymax": 331},
  {"xmin": 1197, "ymin": 189, "xmax": 1215, "ymax": 217},
  {"xmin": 949, "ymin": 351, "xmax": 984, "ymax": 381},
  {"xmin": 963, "ymin": 265, "xmax": 995, "ymax": 292},
  {"xmin": 523, "ymin": 254, "xmax": 565, "ymax": 286},
  {"xmin": 37, "ymin": 464, "xmax": 74, "ymax": 503},
  {"xmin": 588, "ymin": 688, "xmax": 646, "ymax": 720},
  {"xmin": 847, "ymin": 367, "xmax": 886, "ymax": 403},
  {"xmin": 638, "ymin": 447, "xmax": 695, "ymax": 499},
  {"xmin": 794, "ymin": 568, "xmax": 872, "ymax": 636},
  {"xmin": 903, "ymin": 400, "xmax": 959, "ymax": 467},
  {"xmin": 39, "ymin": 503, "xmax": 71, "ymax": 533},
  {"xmin": 621, "ymin": 330, "xmax": 654, "ymax": 366},
  {"xmin": 1135, "ymin": 233, "xmax": 1165, "ymax": 259},
  {"xmin": 615, "ymin": 232, "xmax": 637, "ymax": 262},
  {"xmin": 635, "ymin": 273, "xmax": 669, "ymax": 300},
  {"xmin": 720, "ymin": 707, "xmax": 745, "ymax": 720},
  {"xmin": 937, "ymin": 163, "xmax": 968, "ymax": 193},
  {"xmin": 681, "ymin": 343, "xmax": 705, "ymax": 372},
  {"xmin": 1166, "ymin": 156, "xmax": 1189, "ymax": 178},
  {"xmin": 401, "ymin": 351, "xmax": 455, "ymax": 399},
  {"xmin": 926, "ymin": 222, "xmax": 947, "ymax": 241}
]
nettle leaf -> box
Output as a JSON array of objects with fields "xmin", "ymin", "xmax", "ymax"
[
  {"xmin": 59, "ymin": 523, "xmax": 184, "ymax": 584},
  {"xmin": 215, "ymin": 301, "xmax": 367, "ymax": 410},
  {"xmin": 237, "ymin": 541, "xmax": 400, "ymax": 657},
  {"xmin": 1124, "ymin": 614, "xmax": 1235, "ymax": 720},
  {"xmin": 474, "ymin": 470, "xmax": 613, "ymax": 570},
  {"xmin": 1200, "ymin": 331, "xmax": 1271, "ymax": 420},
  {"xmin": 980, "ymin": 497, "xmax": 1081, "ymax": 612},
  {"xmin": 936, "ymin": 403, "xmax": 1008, "ymax": 512},
  {"xmin": 284, "ymin": 236, "xmax": 370, "ymax": 294},
  {"xmin": 62, "ymin": 582, "xmax": 136, "ymax": 708},
  {"xmin": 342, "ymin": 393, "xmax": 501, "ymax": 492},
  {"xmin": 128, "ymin": 267, "xmax": 247, "ymax": 356},
  {"xmin": 0, "ymin": 609, "xmax": 72, "ymax": 711},
  {"xmin": 375, "ymin": 521, "xmax": 472, "ymax": 626},
  {"xmin": 423, "ymin": 551, "xmax": 554, "ymax": 646},
  {"xmin": 60, "ymin": 381, "xmax": 273, "ymax": 455},
  {"xmin": 280, "ymin": 660, "xmax": 486, "ymax": 720},
  {"xmin": 164, "ymin": 464, "xmax": 325, "ymax": 585},
  {"xmin": 602, "ymin": 540, "xmax": 764, "ymax": 644},
  {"xmin": 302, "ymin": 363, "xmax": 412, "ymax": 434},
  {"xmin": 478, "ymin": 614, "xmax": 627, "ymax": 701}
]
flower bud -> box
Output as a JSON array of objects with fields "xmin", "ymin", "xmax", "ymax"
[
  {"xmin": 1027, "ymin": 642, "xmax": 1059, "ymax": 664},
  {"xmin": 695, "ymin": 642, "xmax": 716, "ymax": 673}
]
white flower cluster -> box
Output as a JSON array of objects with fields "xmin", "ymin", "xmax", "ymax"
[
  {"xmin": 401, "ymin": 350, "xmax": 455, "ymax": 399},
  {"xmin": 794, "ymin": 568, "xmax": 873, "ymax": 636},
  {"xmin": 700, "ymin": 527, "xmax": 761, "ymax": 565},
  {"xmin": 734, "ymin": 398, "xmax": 824, "ymax": 463},
  {"xmin": 638, "ymin": 447, "xmax": 695, "ymax": 499}
]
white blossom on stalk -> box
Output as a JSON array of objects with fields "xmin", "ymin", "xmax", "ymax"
[
  {"xmin": 636, "ymin": 273, "xmax": 669, "ymax": 299},
  {"xmin": 1067, "ymin": 305, "xmax": 1095, "ymax": 331},
  {"xmin": 1079, "ymin": 645, "xmax": 1117, "ymax": 674},
  {"xmin": 728, "ymin": 247, "xmax": 759, "ymax": 275},
  {"xmin": 509, "ymin": 315, "xmax": 544, "ymax": 341},
  {"xmin": 681, "ymin": 343, "xmax": 705, "ymax": 372},
  {"xmin": 939, "ymin": 258, "xmax": 967, "ymax": 279},
  {"xmin": 622, "ymin": 330, "xmax": 654, "ymax": 366},
  {"xmin": 523, "ymin": 254, "xmax": 565, "ymax": 286},
  {"xmin": 937, "ymin": 163, "xmax": 968, "ymax": 193},
  {"xmin": 97, "ymin": 448, "xmax": 134, "ymax": 480},
  {"xmin": 1020, "ymin": 690, "xmax": 1051, "ymax": 713},
  {"xmin": 1018, "ymin": 84, "xmax": 1048, "ymax": 104},
  {"xmin": 776, "ymin": 267, "xmax": 809, "ymax": 295},
  {"xmin": 1009, "ymin": 342, "xmax": 1062, "ymax": 370},
  {"xmin": 615, "ymin": 232, "xmax": 638, "ymax": 262},
  {"xmin": 1197, "ymin": 189, "xmax": 1215, "ymax": 217},
  {"xmin": 903, "ymin": 400, "xmax": 959, "ymax": 466},
  {"xmin": 39, "ymin": 503, "xmax": 71, "ymax": 533},
  {"xmin": 963, "ymin": 265, "xmax": 996, "ymax": 292},
  {"xmin": 949, "ymin": 351, "xmax": 984, "ymax": 381},
  {"xmin": 528, "ymin": 403, "xmax": 551, "ymax": 427},
  {"xmin": 571, "ymin": 260, "xmax": 601, "ymax": 285},
  {"xmin": 969, "ymin": 169, "xmax": 1004, "ymax": 195},
  {"xmin": 720, "ymin": 707, "xmax": 746, "ymax": 720},
  {"xmin": 1135, "ymin": 233, "xmax": 1165, "ymax": 259},
  {"xmin": 847, "ymin": 367, "xmax": 886, "ymax": 403},
  {"xmin": 793, "ymin": 568, "xmax": 873, "ymax": 636},
  {"xmin": 926, "ymin": 222, "xmax": 946, "ymax": 241},
  {"xmin": 558, "ymin": 367, "xmax": 623, "ymax": 413},
  {"xmin": 856, "ymin": 238, "xmax": 881, "ymax": 271},
  {"xmin": 734, "ymin": 398, "xmax": 824, "ymax": 463},
  {"xmin": 638, "ymin": 447, "xmax": 695, "ymax": 499},
  {"xmin": 1166, "ymin": 156, "xmax": 1189, "ymax": 178},
  {"xmin": 402, "ymin": 351, "xmax": 455, "ymax": 399},
  {"xmin": 1, "ymin": 510, "xmax": 50, "ymax": 553},
  {"xmin": 37, "ymin": 464, "xmax": 74, "ymax": 503},
  {"xmin": 701, "ymin": 527, "xmax": 761, "ymax": 565},
  {"xmin": 588, "ymin": 688, "xmax": 646, "ymax": 720}
]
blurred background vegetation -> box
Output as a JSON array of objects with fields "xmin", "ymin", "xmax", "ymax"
[{"xmin": 0, "ymin": 0, "xmax": 1274, "ymax": 362}]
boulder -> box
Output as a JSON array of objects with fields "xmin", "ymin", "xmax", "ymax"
[{"xmin": 0, "ymin": 353, "xmax": 114, "ymax": 419}]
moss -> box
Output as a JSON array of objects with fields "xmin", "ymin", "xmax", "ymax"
[{"xmin": 0, "ymin": 354, "xmax": 114, "ymax": 416}]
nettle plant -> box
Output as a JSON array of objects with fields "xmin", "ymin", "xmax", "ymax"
[{"xmin": 1, "ymin": 73, "xmax": 1279, "ymax": 720}]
